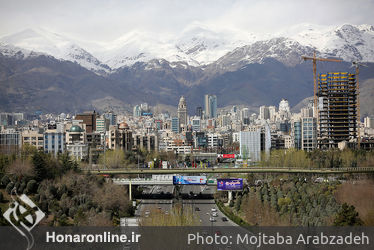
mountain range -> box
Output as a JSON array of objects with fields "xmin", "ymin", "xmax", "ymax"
[{"xmin": 0, "ymin": 23, "xmax": 374, "ymax": 117}]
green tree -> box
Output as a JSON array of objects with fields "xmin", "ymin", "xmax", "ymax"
[
  {"xmin": 32, "ymin": 151, "xmax": 48, "ymax": 182},
  {"xmin": 334, "ymin": 203, "xmax": 363, "ymax": 226}
]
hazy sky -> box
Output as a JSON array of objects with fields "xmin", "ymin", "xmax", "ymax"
[{"xmin": 0, "ymin": 0, "xmax": 373, "ymax": 41}]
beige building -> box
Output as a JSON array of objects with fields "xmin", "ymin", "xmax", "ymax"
[
  {"xmin": 108, "ymin": 122, "xmax": 133, "ymax": 151},
  {"xmin": 22, "ymin": 130, "xmax": 44, "ymax": 150}
]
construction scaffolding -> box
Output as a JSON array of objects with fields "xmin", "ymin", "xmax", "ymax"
[{"xmin": 318, "ymin": 72, "xmax": 357, "ymax": 149}]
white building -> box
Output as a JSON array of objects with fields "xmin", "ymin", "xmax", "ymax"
[
  {"xmin": 239, "ymin": 130, "xmax": 261, "ymax": 162},
  {"xmin": 207, "ymin": 133, "xmax": 219, "ymax": 148},
  {"xmin": 364, "ymin": 117, "xmax": 374, "ymax": 129},
  {"xmin": 259, "ymin": 106, "xmax": 270, "ymax": 120}
]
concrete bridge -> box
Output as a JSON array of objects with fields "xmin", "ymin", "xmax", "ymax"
[{"xmin": 87, "ymin": 167, "xmax": 374, "ymax": 175}]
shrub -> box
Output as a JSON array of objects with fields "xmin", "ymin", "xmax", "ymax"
[
  {"xmin": 5, "ymin": 182, "xmax": 14, "ymax": 194},
  {"xmin": 26, "ymin": 180, "xmax": 38, "ymax": 194}
]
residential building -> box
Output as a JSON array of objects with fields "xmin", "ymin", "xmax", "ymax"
[
  {"xmin": 65, "ymin": 124, "xmax": 88, "ymax": 160},
  {"xmin": 44, "ymin": 123, "xmax": 65, "ymax": 156},
  {"xmin": 108, "ymin": 122, "xmax": 133, "ymax": 151}
]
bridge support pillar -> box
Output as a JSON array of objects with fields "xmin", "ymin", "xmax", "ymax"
[
  {"xmin": 228, "ymin": 191, "xmax": 233, "ymax": 203},
  {"xmin": 129, "ymin": 180, "xmax": 132, "ymax": 201}
]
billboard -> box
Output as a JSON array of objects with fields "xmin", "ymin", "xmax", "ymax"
[
  {"xmin": 217, "ymin": 178, "xmax": 243, "ymax": 191},
  {"xmin": 173, "ymin": 176, "xmax": 207, "ymax": 185},
  {"xmin": 217, "ymin": 154, "xmax": 236, "ymax": 159}
]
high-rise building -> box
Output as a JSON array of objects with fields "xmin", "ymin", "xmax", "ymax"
[
  {"xmin": 140, "ymin": 103, "xmax": 149, "ymax": 112},
  {"xmin": 239, "ymin": 125, "xmax": 271, "ymax": 162},
  {"xmin": 269, "ymin": 106, "xmax": 276, "ymax": 121},
  {"xmin": 178, "ymin": 96, "xmax": 188, "ymax": 128},
  {"xmin": 171, "ymin": 117, "xmax": 179, "ymax": 133},
  {"xmin": 241, "ymin": 108, "xmax": 249, "ymax": 121},
  {"xmin": 302, "ymin": 117, "xmax": 317, "ymax": 151},
  {"xmin": 259, "ymin": 106, "xmax": 270, "ymax": 120},
  {"xmin": 191, "ymin": 117, "xmax": 201, "ymax": 132},
  {"xmin": 204, "ymin": 94, "xmax": 217, "ymax": 118},
  {"xmin": 364, "ymin": 117, "xmax": 374, "ymax": 129},
  {"xmin": 318, "ymin": 72, "xmax": 357, "ymax": 148},
  {"xmin": 195, "ymin": 107, "xmax": 203, "ymax": 118},
  {"xmin": 279, "ymin": 99, "xmax": 291, "ymax": 120},
  {"xmin": 133, "ymin": 105, "xmax": 141, "ymax": 117},
  {"xmin": 96, "ymin": 116, "xmax": 109, "ymax": 133},
  {"xmin": 239, "ymin": 131, "xmax": 261, "ymax": 161},
  {"xmin": 293, "ymin": 120, "xmax": 302, "ymax": 150},
  {"xmin": 103, "ymin": 112, "xmax": 117, "ymax": 125}
]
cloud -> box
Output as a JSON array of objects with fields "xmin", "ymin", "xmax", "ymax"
[{"xmin": 0, "ymin": 0, "xmax": 373, "ymax": 41}]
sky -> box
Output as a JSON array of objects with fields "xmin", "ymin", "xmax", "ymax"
[{"xmin": 0, "ymin": 0, "xmax": 373, "ymax": 42}]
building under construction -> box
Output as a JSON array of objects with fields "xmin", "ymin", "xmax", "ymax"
[{"xmin": 318, "ymin": 72, "xmax": 357, "ymax": 149}]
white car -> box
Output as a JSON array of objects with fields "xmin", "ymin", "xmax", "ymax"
[
  {"xmin": 211, "ymin": 208, "xmax": 217, "ymax": 212},
  {"xmin": 212, "ymin": 212, "xmax": 218, "ymax": 217},
  {"xmin": 209, "ymin": 217, "xmax": 216, "ymax": 222}
]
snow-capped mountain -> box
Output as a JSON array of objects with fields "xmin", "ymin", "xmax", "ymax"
[
  {"xmin": 285, "ymin": 23, "xmax": 374, "ymax": 62},
  {"xmin": 211, "ymin": 37, "xmax": 316, "ymax": 72},
  {"xmin": 95, "ymin": 23, "xmax": 263, "ymax": 68},
  {"xmin": 0, "ymin": 28, "xmax": 110, "ymax": 73},
  {"xmin": 1, "ymin": 23, "xmax": 373, "ymax": 73}
]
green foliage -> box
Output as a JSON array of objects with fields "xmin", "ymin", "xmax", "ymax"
[
  {"xmin": 261, "ymin": 149, "xmax": 373, "ymax": 169},
  {"xmin": 278, "ymin": 197, "xmax": 291, "ymax": 207},
  {"xmin": 0, "ymin": 175, "xmax": 10, "ymax": 188},
  {"xmin": 235, "ymin": 195, "xmax": 242, "ymax": 212},
  {"xmin": 32, "ymin": 151, "xmax": 49, "ymax": 182},
  {"xmin": 5, "ymin": 182, "xmax": 14, "ymax": 194},
  {"xmin": 98, "ymin": 149, "xmax": 125, "ymax": 168},
  {"xmin": 334, "ymin": 203, "xmax": 364, "ymax": 226}
]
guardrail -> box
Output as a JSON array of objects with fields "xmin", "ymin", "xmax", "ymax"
[{"xmin": 84, "ymin": 167, "xmax": 374, "ymax": 175}]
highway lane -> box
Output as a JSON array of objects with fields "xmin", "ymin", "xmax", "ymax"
[{"xmin": 136, "ymin": 185, "xmax": 174, "ymax": 217}]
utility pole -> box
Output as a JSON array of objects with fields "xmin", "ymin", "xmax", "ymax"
[{"xmin": 302, "ymin": 52, "xmax": 342, "ymax": 125}]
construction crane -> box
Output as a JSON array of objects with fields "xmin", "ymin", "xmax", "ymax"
[
  {"xmin": 301, "ymin": 52, "xmax": 342, "ymax": 122},
  {"xmin": 352, "ymin": 61, "xmax": 367, "ymax": 149}
]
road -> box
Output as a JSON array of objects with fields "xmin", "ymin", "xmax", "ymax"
[
  {"xmin": 136, "ymin": 185, "xmax": 174, "ymax": 217},
  {"xmin": 137, "ymin": 185, "xmax": 237, "ymax": 227}
]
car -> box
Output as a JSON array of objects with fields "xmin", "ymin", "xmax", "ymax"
[
  {"xmin": 195, "ymin": 207, "xmax": 200, "ymax": 211},
  {"xmin": 209, "ymin": 217, "xmax": 216, "ymax": 222},
  {"xmin": 145, "ymin": 210, "xmax": 150, "ymax": 215},
  {"xmin": 215, "ymin": 231, "xmax": 222, "ymax": 236},
  {"xmin": 211, "ymin": 208, "xmax": 217, "ymax": 212},
  {"xmin": 212, "ymin": 212, "xmax": 218, "ymax": 217},
  {"xmin": 221, "ymin": 217, "xmax": 228, "ymax": 222},
  {"xmin": 165, "ymin": 211, "xmax": 169, "ymax": 215}
]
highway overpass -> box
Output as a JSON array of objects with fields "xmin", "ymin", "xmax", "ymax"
[{"xmin": 85, "ymin": 167, "xmax": 374, "ymax": 175}]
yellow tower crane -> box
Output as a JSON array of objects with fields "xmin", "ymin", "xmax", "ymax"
[{"xmin": 301, "ymin": 52, "xmax": 342, "ymax": 123}]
